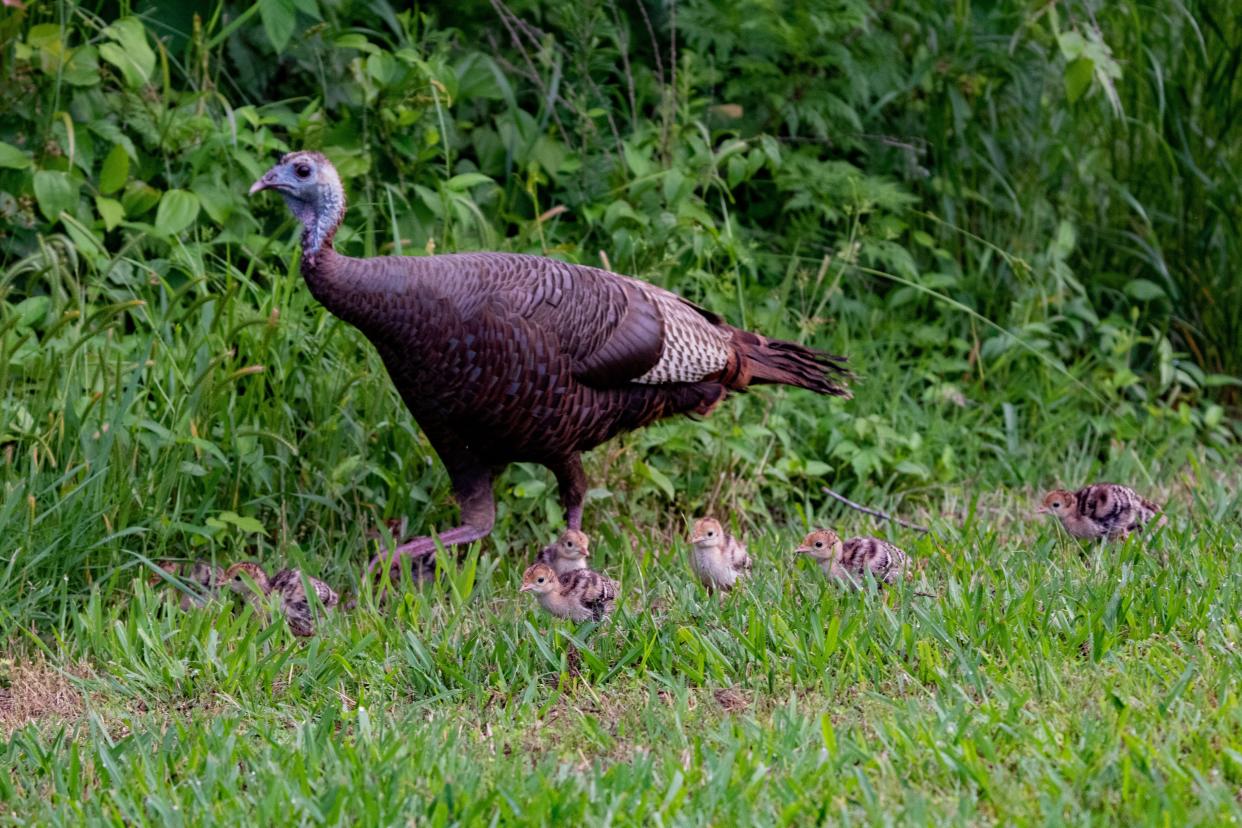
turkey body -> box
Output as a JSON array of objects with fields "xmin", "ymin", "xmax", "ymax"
[{"xmin": 312, "ymin": 251, "xmax": 754, "ymax": 463}]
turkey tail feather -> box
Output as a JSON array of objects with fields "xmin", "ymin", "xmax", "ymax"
[{"xmin": 732, "ymin": 333, "xmax": 852, "ymax": 398}]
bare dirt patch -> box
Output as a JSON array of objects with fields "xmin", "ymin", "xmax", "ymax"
[{"xmin": 0, "ymin": 657, "xmax": 89, "ymax": 736}]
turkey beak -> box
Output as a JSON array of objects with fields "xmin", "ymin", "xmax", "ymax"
[
  {"xmin": 795, "ymin": 545, "xmax": 811, "ymax": 555},
  {"xmin": 519, "ymin": 583, "xmax": 534, "ymax": 593},
  {"xmin": 690, "ymin": 535, "xmax": 706, "ymax": 544},
  {"xmin": 248, "ymin": 169, "xmax": 277, "ymax": 196},
  {"xmin": 1036, "ymin": 506, "xmax": 1049, "ymax": 515}
]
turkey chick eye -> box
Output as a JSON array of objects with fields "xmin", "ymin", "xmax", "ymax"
[
  {"xmin": 294, "ymin": 164, "xmax": 311, "ymax": 179},
  {"xmin": 815, "ymin": 541, "xmax": 823, "ymax": 548},
  {"xmin": 707, "ymin": 531, "xmax": 715, "ymax": 537}
]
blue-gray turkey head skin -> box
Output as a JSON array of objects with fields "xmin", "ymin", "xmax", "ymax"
[{"xmin": 249, "ymin": 151, "xmax": 851, "ymax": 565}]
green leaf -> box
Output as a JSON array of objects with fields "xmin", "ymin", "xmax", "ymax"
[
  {"xmin": 367, "ymin": 52, "xmax": 397, "ymax": 85},
  {"xmin": 96, "ymin": 196, "xmax": 124, "ymax": 230},
  {"xmin": 639, "ymin": 461, "xmax": 675, "ymax": 499},
  {"xmin": 32, "ymin": 170, "xmax": 77, "ymax": 222},
  {"xmin": 0, "ymin": 142, "xmax": 31, "ymax": 170},
  {"xmin": 121, "ymin": 180, "xmax": 161, "ymax": 217},
  {"xmin": 154, "ymin": 189, "xmax": 200, "ymax": 237},
  {"xmin": 803, "ymin": 460, "xmax": 832, "ymax": 477},
  {"xmin": 1057, "ymin": 31, "xmax": 1087, "ymax": 60},
  {"xmin": 445, "ymin": 173, "xmax": 493, "ymax": 191},
  {"xmin": 63, "ymin": 44, "xmax": 100, "ymax": 87},
  {"xmin": 215, "ymin": 511, "xmax": 268, "ymax": 536},
  {"xmin": 260, "ymin": 0, "xmax": 297, "ymax": 53},
  {"xmin": 194, "ymin": 182, "xmax": 236, "ymax": 225},
  {"xmin": 334, "ymin": 34, "xmax": 374, "ymax": 52},
  {"xmin": 1124, "ymin": 279, "xmax": 1166, "ymax": 301},
  {"xmin": 12, "ymin": 296, "xmax": 50, "ymax": 329},
  {"xmin": 512, "ymin": 479, "xmax": 548, "ymax": 498},
  {"xmin": 1064, "ymin": 57, "xmax": 1094, "ymax": 105},
  {"xmin": 100, "ymin": 18, "xmax": 155, "ymax": 87},
  {"xmin": 98, "ymin": 144, "xmax": 129, "ymax": 195}
]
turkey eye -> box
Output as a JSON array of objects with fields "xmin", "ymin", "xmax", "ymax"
[
  {"xmin": 1052, "ymin": 501, "xmax": 1061, "ymax": 508},
  {"xmin": 708, "ymin": 531, "xmax": 715, "ymax": 537},
  {"xmin": 537, "ymin": 577, "xmax": 545, "ymax": 583},
  {"xmin": 294, "ymin": 163, "xmax": 311, "ymax": 179},
  {"xmin": 565, "ymin": 542, "xmax": 573, "ymax": 548},
  {"xmin": 815, "ymin": 541, "xmax": 823, "ymax": 548}
]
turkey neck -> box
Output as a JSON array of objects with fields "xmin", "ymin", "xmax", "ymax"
[{"xmin": 300, "ymin": 246, "xmax": 426, "ymax": 334}]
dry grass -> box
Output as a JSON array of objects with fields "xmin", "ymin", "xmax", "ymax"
[{"xmin": 0, "ymin": 656, "xmax": 88, "ymax": 737}]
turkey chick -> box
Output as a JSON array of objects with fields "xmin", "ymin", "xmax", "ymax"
[
  {"xmin": 149, "ymin": 560, "xmax": 225, "ymax": 610},
  {"xmin": 535, "ymin": 528, "xmax": 592, "ymax": 576},
  {"xmin": 796, "ymin": 529, "xmax": 908, "ymax": 587},
  {"xmin": 225, "ymin": 562, "xmax": 340, "ymax": 636},
  {"xmin": 689, "ymin": 517, "xmax": 751, "ymax": 593},
  {"xmin": 1038, "ymin": 484, "xmax": 1165, "ymax": 540},
  {"xmin": 520, "ymin": 563, "xmax": 618, "ymax": 622}
]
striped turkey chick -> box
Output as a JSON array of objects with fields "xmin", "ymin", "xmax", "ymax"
[
  {"xmin": 225, "ymin": 562, "xmax": 340, "ymax": 637},
  {"xmin": 535, "ymin": 528, "xmax": 592, "ymax": 576},
  {"xmin": 688, "ymin": 517, "xmax": 751, "ymax": 593},
  {"xmin": 1038, "ymin": 484, "xmax": 1165, "ymax": 540},
  {"xmin": 520, "ymin": 563, "xmax": 618, "ymax": 622},
  {"xmin": 796, "ymin": 530, "xmax": 908, "ymax": 587},
  {"xmin": 149, "ymin": 560, "xmax": 225, "ymax": 610}
]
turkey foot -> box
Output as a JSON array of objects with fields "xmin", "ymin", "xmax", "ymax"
[
  {"xmin": 368, "ymin": 463, "xmax": 495, "ymax": 581},
  {"xmin": 366, "ymin": 523, "xmax": 489, "ymax": 578}
]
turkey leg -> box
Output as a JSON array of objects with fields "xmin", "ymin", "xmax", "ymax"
[
  {"xmin": 551, "ymin": 454, "xmax": 587, "ymax": 531},
  {"xmin": 367, "ymin": 463, "xmax": 495, "ymax": 576}
]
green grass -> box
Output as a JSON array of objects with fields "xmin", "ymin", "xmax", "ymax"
[{"xmin": 4, "ymin": 493, "xmax": 1242, "ymax": 825}]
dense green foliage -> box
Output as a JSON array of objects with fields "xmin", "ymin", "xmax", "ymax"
[{"xmin": 1, "ymin": 1, "xmax": 1240, "ymax": 824}]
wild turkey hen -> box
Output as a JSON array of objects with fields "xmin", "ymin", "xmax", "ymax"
[{"xmin": 249, "ymin": 151, "xmax": 851, "ymax": 576}]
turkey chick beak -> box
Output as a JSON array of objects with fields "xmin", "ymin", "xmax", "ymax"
[
  {"xmin": 1036, "ymin": 506, "xmax": 1050, "ymax": 515},
  {"xmin": 795, "ymin": 545, "xmax": 811, "ymax": 555},
  {"xmin": 690, "ymin": 535, "xmax": 706, "ymax": 544},
  {"xmin": 519, "ymin": 583, "xmax": 535, "ymax": 593}
]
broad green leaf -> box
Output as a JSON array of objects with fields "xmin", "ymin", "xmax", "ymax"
[
  {"xmin": 639, "ymin": 461, "xmax": 675, "ymax": 499},
  {"xmin": 154, "ymin": 189, "xmax": 200, "ymax": 236},
  {"xmin": 1125, "ymin": 279, "xmax": 1166, "ymax": 301},
  {"xmin": 96, "ymin": 196, "xmax": 124, "ymax": 230},
  {"xmin": 291, "ymin": 0, "xmax": 321, "ymax": 18},
  {"xmin": 803, "ymin": 460, "xmax": 832, "ymax": 477},
  {"xmin": 367, "ymin": 52, "xmax": 397, "ymax": 85},
  {"xmin": 99, "ymin": 144, "xmax": 129, "ymax": 195},
  {"xmin": 512, "ymin": 479, "xmax": 547, "ymax": 498},
  {"xmin": 100, "ymin": 18, "xmax": 155, "ymax": 87},
  {"xmin": 0, "ymin": 142, "xmax": 31, "ymax": 170},
  {"xmin": 63, "ymin": 45, "xmax": 100, "ymax": 87},
  {"xmin": 260, "ymin": 0, "xmax": 297, "ymax": 53},
  {"xmin": 214, "ymin": 511, "xmax": 268, "ymax": 536},
  {"xmin": 26, "ymin": 24, "xmax": 62, "ymax": 51},
  {"xmin": 1057, "ymin": 31, "xmax": 1087, "ymax": 59},
  {"xmin": 122, "ymin": 180, "xmax": 162, "ymax": 217},
  {"xmin": 622, "ymin": 141, "xmax": 651, "ymax": 178},
  {"xmin": 445, "ymin": 173, "xmax": 493, "ymax": 191},
  {"xmin": 335, "ymin": 33, "xmax": 374, "ymax": 52},
  {"xmin": 1064, "ymin": 57, "xmax": 1094, "ymax": 104},
  {"xmin": 32, "ymin": 170, "xmax": 76, "ymax": 221},
  {"xmin": 195, "ymin": 182, "xmax": 236, "ymax": 225},
  {"xmin": 12, "ymin": 296, "xmax": 50, "ymax": 329}
]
